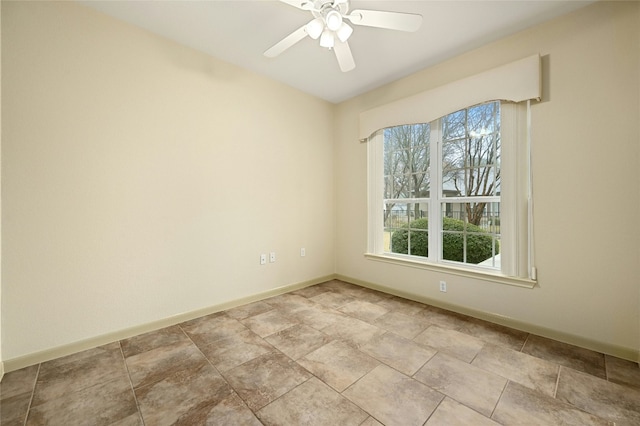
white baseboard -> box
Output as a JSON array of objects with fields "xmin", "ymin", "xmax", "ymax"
[
  {"xmin": 336, "ymin": 274, "xmax": 640, "ymax": 363},
  {"xmin": 5, "ymin": 272, "xmax": 637, "ymax": 373},
  {"xmin": 0, "ymin": 361, "xmax": 4, "ymax": 382},
  {"xmin": 3, "ymin": 275, "xmax": 333, "ymax": 373}
]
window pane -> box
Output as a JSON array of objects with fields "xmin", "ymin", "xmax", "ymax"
[
  {"xmin": 384, "ymin": 173, "xmax": 411, "ymax": 199},
  {"xmin": 384, "ymin": 203, "xmax": 410, "ymax": 228},
  {"xmin": 468, "ymin": 102, "xmax": 499, "ymax": 135},
  {"xmin": 408, "ymin": 172, "xmax": 429, "ymax": 198},
  {"xmin": 385, "ymin": 203, "xmax": 428, "ymax": 258},
  {"xmin": 443, "ymin": 166, "xmax": 500, "ymax": 197},
  {"xmin": 443, "ymin": 110, "xmax": 466, "ymax": 140},
  {"xmin": 384, "ymin": 124, "xmax": 430, "ymax": 204},
  {"xmin": 442, "ymin": 102, "xmax": 500, "ymax": 198},
  {"xmin": 441, "ymin": 202, "xmax": 500, "ymax": 266},
  {"xmin": 407, "ymin": 229, "xmax": 428, "ymax": 258},
  {"xmin": 384, "ymin": 176, "xmax": 394, "ymax": 199}
]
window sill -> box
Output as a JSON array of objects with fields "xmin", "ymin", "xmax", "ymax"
[{"xmin": 364, "ymin": 253, "xmax": 536, "ymax": 289}]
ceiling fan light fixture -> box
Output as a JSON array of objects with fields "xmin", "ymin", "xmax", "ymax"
[
  {"xmin": 268, "ymin": 0, "xmax": 424, "ymax": 72},
  {"xmin": 325, "ymin": 9, "xmax": 343, "ymax": 31},
  {"xmin": 319, "ymin": 29, "xmax": 335, "ymax": 48},
  {"xmin": 336, "ymin": 22, "xmax": 353, "ymax": 42},
  {"xmin": 305, "ymin": 17, "xmax": 324, "ymax": 39}
]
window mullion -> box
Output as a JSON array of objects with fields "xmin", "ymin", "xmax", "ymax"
[{"xmin": 429, "ymin": 119, "xmax": 442, "ymax": 263}]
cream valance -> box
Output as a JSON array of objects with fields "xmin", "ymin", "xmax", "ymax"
[{"xmin": 359, "ymin": 54, "xmax": 541, "ymax": 141}]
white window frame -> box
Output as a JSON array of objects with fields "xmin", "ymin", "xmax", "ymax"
[{"xmin": 367, "ymin": 101, "xmax": 535, "ymax": 288}]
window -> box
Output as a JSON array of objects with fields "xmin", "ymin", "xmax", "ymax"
[
  {"xmin": 363, "ymin": 56, "xmax": 540, "ymax": 283},
  {"xmin": 368, "ymin": 101, "xmax": 532, "ymax": 282},
  {"xmin": 381, "ymin": 101, "xmax": 501, "ymax": 268}
]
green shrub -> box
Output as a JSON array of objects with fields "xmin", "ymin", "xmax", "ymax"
[{"xmin": 390, "ymin": 217, "xmax": 498, "ymax": 264}]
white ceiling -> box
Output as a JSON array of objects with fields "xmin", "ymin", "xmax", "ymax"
[{"xmin": 79, "ymin": 0, "xmax": 593, "ymax": 104}]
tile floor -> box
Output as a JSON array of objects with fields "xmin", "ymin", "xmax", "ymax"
[{"xmin": 2, "ymin": 279, "xmax": 640, "ymax": 425}]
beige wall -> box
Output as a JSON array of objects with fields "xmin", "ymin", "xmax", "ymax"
[
  {"xmin": 1, "ymin": 1, "xmax": 334, "ymax": 361},
  {"xmin": 334, "ymin": 1, "xmax": 640, "ymax": 360}
]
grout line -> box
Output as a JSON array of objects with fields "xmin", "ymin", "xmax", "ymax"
[
  {"xmin": 422, "ymin": 394, "xmax": 446, "ymax": 425},
  {"xmin": 553, "ymin": 366, "xmax": 562, "ymax": 398},
  {"xmin": 520, "ymin": 333, "xmax": 531, "ymax": 352},
  {"xmin": 118, "ymin": 341, "xmax": 146, "ymax": 426},
  {"xmin": 489, "ymin": 379, "xmax": 509, "ymax": 420},
  {"xmin": 22, "ymin": 363, "xmax": 41, "ymax": 426}
]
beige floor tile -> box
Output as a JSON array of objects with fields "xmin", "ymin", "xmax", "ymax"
[
  {"xmin": 522, "ymin": 334, "xmax": 606, "ymax": 378},
  {"xmin": 264, "ymin": 293, "xmax": 318, "ymax": 313},
  {"xmin": 338, "ymin": 300, "xmax": 389, "ymax": 322},
  {"xmin": 257, "ymin": 377, "xmax": 368, "ymax": 426},
  {"xmin": 199, "ymin": 329, "xmax": 275, "ymax": 371},
  {"xmin": 27, "ymin": 376, "xmax": 140, "ymax": 426},
  {"xmin": 310, "ymin": 291, "xmax": 356, "ymax": 309},
  {"xmin": 414, "ymin": 325, "xmax": 484, "ymax": 363},
  {"xmin": 605, "ymin": 355, "xmax": 640, "ymax": 390},
  {"xmin": 316, "ymin": 280, "xmax": 364, "ymax": 296},
  {"xmin": 135, "ymin": 362, "xmax": 233, "ymax": 425},
  {"xmin": 426, "ymin": 397, "xmax": 500, "ymax": 426},
  {"xmin": 456, "ymin": 318, "xmax": 529, "ymax": 351},
  {"xmin": 343, "ymin": 365, "xmax": 444, "ymax": 426},
  {"xmin": 222, "ymin": 352, "xmax": 311, "ymax": 411},
  {"xmin": 360, "ymin": 417, "xmax": 384, "ymax": 426},
  {"xmin": 120, "ymin": 325, "xmax": 190, "ymax": 358},
  {"xmin": 291, "ymin": 285, "xmax": 331, "ymax": 298},
  {"xmin": 1, "ymin": 365, "xmax": 39, "ymax": 400},
  {"xmin": 415, "ymin": 352, "xmax": 506, "ymax": 417},
  {"xmin": 472, "ymin": 344, "xmax": 559, "ymax": 396},
  {"xmin": 241, "ymin": 309, "xmax": 299, "ymax": 337},
  {"xmin": 180, "ymin": 313, "xmax": 249, "ymax": 346},
  {"xmin": 416, "ymin": 306, "xmax": 471, "ymax": 330},
  {"xmin": 226, "ymin": 300, "xmax": 274, "ymax": 320},
  {"xmin": 1, "ymin": 393, "xmax": 33, "ymax": 426},
  {"xmin": 32, "ymin": 343, "xmax": 129, "ymax": 405},
  {"xmin": 265, "ymin": 323, "xmax": 332, "ymax": 360},
  {"xmin": 198, "ymin": 392, "xmax": 262, "ymax": 426},
  {"xmin": 376, "ymin": 296, "xmax": 425, "ymax": 315},
  {"xmin": 493, "ymin": 381, "xmax": 612, "ymax": 426},
  {"xmin": 287, "ymin": 304, "xmax": 348, "ymax": 330},
  {"xmin": 0, "ymin": 365, "xmax": 39, "ymax": 425},
  {"xmin": 556, "ymin": 366, "xmax": 640, "ymax": 426},
  {"xmin": 124, "ymin": 339, "xmax": 208, "ymax": 389},
  {"xmin": 373, "ymin": 311, "xmax": 431, "ymax": 339},
  {"xmin": 349, "ymin": 287, "xmax": 393, "ymax": 304},
  {"xmin": 320, "ymin": 316, "xmax": 386, "ymax": 347},
  {"xmin": 297, "ymin": 340, "xmax": 379, "ymax": 391},
  {"xmin": 360, "ymin": 332, "xmax": 436, "ymax": 376}
]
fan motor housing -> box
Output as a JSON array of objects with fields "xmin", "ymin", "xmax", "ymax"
[{"xmin": 310, "ymin": 0, "xmax": 350, "ymax": 19}]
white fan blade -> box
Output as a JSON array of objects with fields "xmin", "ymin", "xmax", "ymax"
[
  {"xmin": 346, "ymin": 9, "xmax": 423, "ymax": 32},
  {"xmin": 280, "ymin": 0, "xmax": 315, "ymax": 11},
  {"xmin": 334, "ymin": 40, "xmax": 355, "ymax": 72},
  {"xmin": 264, "ymin": 25, "xmax": 308, "ymax": 58}
]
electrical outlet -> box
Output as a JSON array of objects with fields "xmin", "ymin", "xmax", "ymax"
[
  {"xmin": 439, "ymin": 281, "xmax": 447, "ymax": 292},
  {"xmin": 270, "ymin": 252, "xmax": 276, "ymax": 263},
  {"xmin": 300, "ymin": 248, "xmax": 306, "ymax": 257},
  {"xmin": 260, "ymin": 254, "xmax": 267, "ymax": 265}
]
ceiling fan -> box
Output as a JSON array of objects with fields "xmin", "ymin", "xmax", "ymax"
[{"xmin": 264, "ymin": 0, "xmax": 423, "ymax": 72}]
